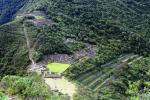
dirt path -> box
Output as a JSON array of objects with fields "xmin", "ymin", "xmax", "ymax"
[
  {"xmin": 44, "ymin": 77, "xmax": 77, "ymax": 100},
  {"xmin": 23, "ymin": 23, "xmax": 35, "ymax": 65}
]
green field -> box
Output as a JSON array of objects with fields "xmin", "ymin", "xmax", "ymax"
[
  {"xmin": 47, "ymin": 63, "xmax": 70, "ymax": 73},
  {"xmin": 35, "ymin": 16, "xmax": 45, "ymax": 20}
]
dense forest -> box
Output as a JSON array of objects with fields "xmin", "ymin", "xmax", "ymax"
[{"xmin": 1, "ymin": 0, "xmax": 150, "ymax": 99}]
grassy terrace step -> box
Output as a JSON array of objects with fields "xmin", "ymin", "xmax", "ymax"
[
  {"xmin": 76, "ymin": 70, "xmax": 97, "ymax": 82},
  {"xmin": 116, "ymin": 0, "xmax": 137, "ymax": 13},
  {"xmin": 94, "ymin": 57, "xmax": 143, "ymax": 91},
  {"xmin": 95, "ymin": 57, "xmax": 142, "ymax": 91},
  {"xmin": 87, "ymin": 54, "xmax": 138, "ymax": 90},
  {"xmin": 89, "ymin": 62, "xmax": 127, "ymax": 89},
  {"xmin": 128, "ymin": 56, "xmax": 143, "ymax": 65},
  {"xmin": 76, "ymin": 54, "xmax": 138, "ymax": 91},
  {"xmin": 101, "ymin": 54, "xmax": 135, "ymax": 68},
  {"xmin": 82, "ymin": 72, "xmax": 102, "ymax": 86},
  {"xmin": 80, "ymin": 70, "xmax": 100, "ymax": 83},
  {"xmin": 118, "ymin": 54, "xmax": 133, "ymax": 60},
  {"xmin": 81, "ymin": 54, "xmax": 135, "ymax": 84},
  {"xmin": 94, "ymin": 76, "xmax": 113, "ymax": 91},
  {"xmin": 87, "ymin": 62, "xmax": 124, "ymax": 88},
  {"xmin": 91, "ymin": 55, "xmax": 139, "ymax": 90},
  {"xmin": 82, "ymin": 67, "xmax": 112, "ymax": 85},
  {"xmin": 89, "ymin": 73, "xmax": 111, "ymax": 90},
  {"xmin": 81, "ymin": 70, "xmax": 99, "ymax": 83},
  {"xmin": 77, "ymin": 54, "xmax": 135, "ymax": 80},
  {"xmin": 94, "ymin": 77, "xmax": 114, "ymax": 91},
  {"xmin": 88, "ymin": 66, "xmax": 116, "ymax": 89},
  {"xmin": 78, "ymin": 56, "xmax": 120, "ymax": 83}
]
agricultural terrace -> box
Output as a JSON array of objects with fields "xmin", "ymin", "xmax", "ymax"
[
  {"xmin": 76, "ymin": 54, "xmax": 140, "ymax": 91},
  {"xmin": 47, "ymin": 63, "xmax": 70, "ymax": 73}
]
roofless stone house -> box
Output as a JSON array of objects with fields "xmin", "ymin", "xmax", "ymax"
[
  {"xmin": 40, "ymin": 65, "xmax": 62, "ymax": 78},
  {"xmin": 17, "ymin": 11, "xmax": 53, "ymax": 26}
]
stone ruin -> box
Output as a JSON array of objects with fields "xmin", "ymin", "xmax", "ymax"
[
  {"xmin": 28, "ymin": 64, "xmax": 62, "ymax": 78},
  {"xmin": 17, "ymin": 11, "xmax": 54, "ymax": 26}
]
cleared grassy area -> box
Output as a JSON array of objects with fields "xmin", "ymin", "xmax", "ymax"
[
  {"xmin": 47, "ymin": 63, "xmax": 70, "ymax": 73},
  {"xmin": 44, "ymin": 77, "xmax": 77, "ymax": 99},
  {"xmin": 35, "ymin": 16, "xmax": 45, "ymax": 20}
]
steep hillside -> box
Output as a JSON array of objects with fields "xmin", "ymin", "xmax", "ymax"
[
  {"xmin": 0, "ymin": 17, "xmax": 74, "ymax": 77},
  {"xmin": 1, "ymin": 0, "xmax": 150, "ymax": 99},
  {"xmin": 24, "ymin": 0, "xmax": 150, "ymax": 33},
  {"xmin": 0, "ymin": 74, "xmax": 69, "ymax": 99},
  {"xmin": 0, "ymin": 19, "xmax": 28, "ymax": 77},
  {"xmin": 72, "ymin": 56, "xmax": 150, "ymax": 100},
  {"xmin": 1, "ymin": 0, "xmax": 150, "ymax": 76},
  {"xmin": 0, "ymin": 0, "xmax": 28, "ymax": 24},
  {"xmin": 24, "ymin": 0, "xmax": 150, "ymax": 54}
]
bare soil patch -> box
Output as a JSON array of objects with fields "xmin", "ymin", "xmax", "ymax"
[{"xmin": 44, "ymin": 77, "xmax": 77, "ymax": 100}]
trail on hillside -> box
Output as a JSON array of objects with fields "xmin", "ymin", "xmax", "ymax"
[{"xmin": 23, "ymin": 23, "xmax": 35, "ymax": 65}]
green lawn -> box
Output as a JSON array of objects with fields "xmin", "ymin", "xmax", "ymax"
[
  {"xmin": 35, "ymin": 16, "xmax": 45, "ymax": 20},
  {"xmin": 47, "ymin": 63, "xmax": 70, "ymax": 73}
]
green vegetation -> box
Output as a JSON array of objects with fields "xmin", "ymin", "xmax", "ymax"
[
  {"xmin": 65, "ymin": 54, "xmax": 137, "ymax": 87},
  {"xmin": 0, "ymin": 18, "xmax": 75, "ymax": 77},
  {"xmin": 34, "ymin": 16, "xmax": 45, "ymax": 20},
  {"xmin": 0, "ymin": 0, "xmax": 27, "ymax": 24},
  {"xmin": 72, "ymin": 57, "xmax": 150, "ymax": 99},
  {"xmin": 0, "ymin": 19, "xmax": 29, "ymax": 77},
  {"xmin": 47, "ymin": 63, "xmax": 70, "ymax": 73},
  {"xmin": 2, "ymin": 0, "xmax": 150, "ymax": 77},
  {"xmin": 0, "ymin": 74, "xmax": 69, "ymax": 100},
  {"xmin": 0, "ymin": 91, "xmax": 8, "ymax": 100},
  {"xmin": 1, "ymin": 0, "xmax": 150, "ymax": 99}
]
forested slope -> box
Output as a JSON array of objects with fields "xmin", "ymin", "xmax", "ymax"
[
  {"xmin": 0, "ymin": 0, "xmax": 28, "ymax": 24},
  {"xmin": 0, "ymin": 19, "xmax": 28, "ymax": 77},
  {"xmin": 1, "ymin": 0, "xmax": 150, "ymax": 99},
  {"xmin": 1, "ymin": 0, "xmax": 150, "ymax": 76},
  {"xmin": 24, "ymin": 0, "xmax": 150, "ymax": 55}
]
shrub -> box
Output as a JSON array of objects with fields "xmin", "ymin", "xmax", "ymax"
[
  {"xmin": 0, "ymin": 75, "xmax": 69, "ymax": 100},
  {"xmin": 0, "ymin": 91, "xmax": 8, "ymax": 100}
]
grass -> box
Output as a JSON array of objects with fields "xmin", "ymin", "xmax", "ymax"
[
  {"xmin": 47, "ymin": 63, "xmax": 70, "ymax": 73},
  {"xmin": 35, "ymin": 16, "xmax": 45, "ymax": 20},
  {"xmin": 44, "ymin": 77, "xmax": 77, "ymax": 98}
]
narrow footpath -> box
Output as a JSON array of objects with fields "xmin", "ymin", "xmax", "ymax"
[{"xmin": 23, "ymin": 23, "xmax": 35, "ymax": 65}]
